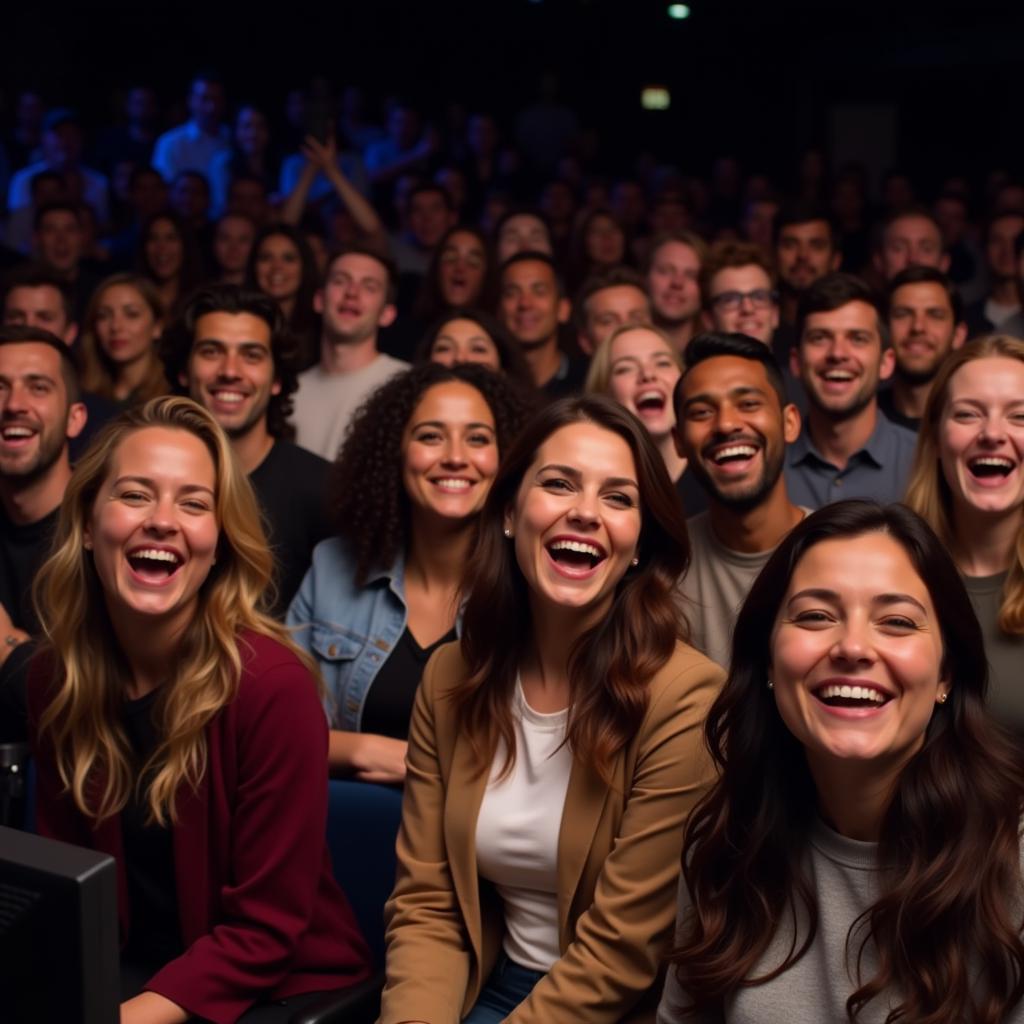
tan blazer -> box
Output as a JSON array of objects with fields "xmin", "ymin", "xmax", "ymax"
[{"xmin": 380, "ymin": 640, "xmax": 724, "ymax": 1024}]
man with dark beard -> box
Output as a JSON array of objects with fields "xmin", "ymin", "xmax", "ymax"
[
  {"xmin": 880, "ymin": 266, "xmax": 966, "ymax": 430},
  {"xmin": 786, "ymin": 273, "xmax": 917, "ymax": 507},
  {"xmin": 162, "ymin": 284, "xmax": 330, "ymax": 615},
  {"xmin": 672, "ymin": 332, "xmax": 805, "ymax": 668},
  {"xmin": 0, "ymin": 326, "xmax": 86, "ymax": 653}
]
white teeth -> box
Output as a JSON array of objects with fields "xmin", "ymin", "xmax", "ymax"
[
  {"xmin": 818, "ymin": 684, "xmax": 887, "ymax": 703},
  {"xmin": 972, "ymin": 457, "xmax": 1014, "ymax": 469},
  {"xmin": 636, "ymin": 390, "xmax": 664, "ymax": 405},
  {"xmin": 213, "ymin": 391, "xmax": 245, "ymax": 403},
  {"xmin": 1, "ymin": 427, "xmax": 33, "ymax": 438},
  {"xmin": 713, "ymin": 445, "xmax": 757, "ymax": 462},
  {"xmin": 131, "ymin": 549, "xmax": 181, "ymax": 564},
  {"xmin": 823, "ymin": 371, "xmax": 854, "ymax": 381},
  {"xmin": 434, "ymin": 478, "xmax": 471, "ymax": 490},
  {"xmin": 549, "ymin": 539, "xmax": 604, "ymax": 558}
]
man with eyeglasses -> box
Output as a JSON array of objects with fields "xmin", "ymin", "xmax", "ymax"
[{"xmin": 699, "ymin": 240, "xmax": 779, "ymax": 345}]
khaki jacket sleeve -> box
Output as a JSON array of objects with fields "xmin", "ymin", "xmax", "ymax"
[
  {"xmin": 380, "ymin": 649, "xmax": 470, "ymax": 1024},
  {"xmin": 509, "ymin": 653, "xmax": 724, "ymax": 1024}
]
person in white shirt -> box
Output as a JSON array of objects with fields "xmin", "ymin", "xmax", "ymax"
[
  {"xmin": 151, "ymin": 73, "xmax": 230, "ymax": 184},
  {"xmin": 291, "ymin": 245, "xmax": 408, "ymax": 460}
]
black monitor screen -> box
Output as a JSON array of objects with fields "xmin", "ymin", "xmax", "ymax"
[{"xmin": 0, "ymin": 825, "xmax": 119, "ymax": 1024}]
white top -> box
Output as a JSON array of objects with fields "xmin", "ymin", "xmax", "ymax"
[
  {"xmin": 475, "ymin": 680, "xmax": 572, "ymax": 972},
  {"xmin": 290, "ymin": 353, "xmax": 409, "ymax": 461}
]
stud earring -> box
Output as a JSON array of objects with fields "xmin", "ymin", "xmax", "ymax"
[
  {"xmin": 766, "ymin": 679, "xmax": 774, "ymax": 690},
  {"xmin": 503, "ymin": 527, "xmax": 512, "ymax": 538},
  {"xmin": 938, "ymin": 691, "xmax": 948, "ymax": 704},
  {"xmin": 630, "ymin": 556, "xmax": 639, "ymax": 566}
]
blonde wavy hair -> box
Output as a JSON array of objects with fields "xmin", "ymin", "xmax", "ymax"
[
  {"xmin": 79, "ymin": 273, "xmax": 170, "ymax": 404},
  {"xmin": 584, "ymin": 321, "xmax": 682, "ymax": 396},
  {"xmin": 904, "ymin": 334, "xmax": 1024, "ymax": 635},
  {"xmin": 34, "ymin": 396, "xmax": 317, "ymax": 825}
]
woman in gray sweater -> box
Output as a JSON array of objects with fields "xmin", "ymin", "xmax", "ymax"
[{"xmin": 659, "ymin": 500, "xmax": 1024, "ymax": 1024}]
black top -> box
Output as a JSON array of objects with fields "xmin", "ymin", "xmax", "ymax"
[
  {"xmin": 120, "ymin": 687, "xmax": 183, "ymax": 969},
  {"xmin": 877, "ymin": 387, "xmax": 921, "ymax": 433},
  {"xmin": 540, "ymin": 351, "xmax": 589, "ymax": 401},
  {"xmin": 0, "ymin": 505, "xmax": 58, "ymax": 635},
  {"xmin": 248, "ymin": 439, "xmax": 331, "ymax": 617},
  {"xmin": 361, "ymin": 626, "xmax": 457, "ymax": 740}
]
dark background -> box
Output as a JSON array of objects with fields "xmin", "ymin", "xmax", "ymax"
[{"xmin": 5, "ymin": 0, "xmax": 1022, "ymax": 194}]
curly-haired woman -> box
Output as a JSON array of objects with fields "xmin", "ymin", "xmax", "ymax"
[
  {"xmin": 27, "ymin": 397, "xmax": 370, "ymax": 1023},
  {"xmin": 287, "ymin": 363, "xmax": 536, "ymax": 783}
]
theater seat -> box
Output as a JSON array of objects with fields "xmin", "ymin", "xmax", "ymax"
[{"xmin": 288, "ymin": 779, "xmax": 404, "ymax": 1024}]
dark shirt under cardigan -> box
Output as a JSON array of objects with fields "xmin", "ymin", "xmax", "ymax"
[{"xmin": 28, "ymin": 632, "xmax": 371, "ymax": 1023}]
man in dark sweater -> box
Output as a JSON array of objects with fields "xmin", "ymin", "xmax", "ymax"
[
  {"xmin": 0, "ymin": 325, "xmax": 86, "ymax": 658},
  {"xmin": 162, "ymin": 285, "xmax": 330, "ymax": 616}
]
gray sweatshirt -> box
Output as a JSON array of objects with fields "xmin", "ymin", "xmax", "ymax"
[{"xmin": 657, "ymin": 819, "xmax": 1024, "ymax": 1024}]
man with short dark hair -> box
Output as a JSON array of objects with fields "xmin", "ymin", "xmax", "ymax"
[
  {"xmin": 773, "ymin": 203, "xmax": 841, "ymax": 328},
  {"xmin": 0, "ymin": 325, "xmax": 86, "ymax": 655},
  {"xmin": 390, "ymin": 182, "xmax": 456, "ymax": 276},
  {"xmin": 873, "ymin": 207, "xmax": 950, "ymax": 281},
  {"xmin": 964, "ymin": 211, "xmax": 1024, "ymax": 336},
  {"xmin": 573, "ymin": 266, "xmax": 651, "ymax": 356},
  {"xmin": 1, "ymin": 263, "xmax": 118, "ymax": 455},
  {"xmin": 292, "ymin": 246, "xmax": 408, "ymax": 459},
  {"xmin": 498, "ymin": 251, "xmax": 585, "ymax": 397},
  {"xmin": 162, "ymin": 285, "xmax": 330, "ymax": 614},
  {"xmin": 31, "ymin": 201, "xmax": 104, "ymax": 321},
  {"xmin": 152, "ymin": 72, "xmax": 230, "ymax": 183},
  {"xmin": 880, "ymin": 266, "xmax": 966, "ymax": 430},
  {"xmin": 673, "ymin": 332, "xmax": 805, "ymax": 668},
  {"xmin": 786, "ymin": 273, "xmax": 917, "ymax": 507}
]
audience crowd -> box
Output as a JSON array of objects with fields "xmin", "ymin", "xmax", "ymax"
[{"xmin": 2, "ymin": 72, "xmax": 1024, "ymax": 1023}]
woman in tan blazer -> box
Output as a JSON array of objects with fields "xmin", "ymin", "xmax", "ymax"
[{"xmin": 381, "ymin": 395, "xmax": 724, "ymax": 1024}]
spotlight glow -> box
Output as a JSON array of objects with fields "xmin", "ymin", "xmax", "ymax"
[
  {"xmin": 641, "ymin": 87, "xmax": 671, "ymax": 111},
  {"xmin": 668, "ymin": 3, "xmax": 690, "ymax": 18}
]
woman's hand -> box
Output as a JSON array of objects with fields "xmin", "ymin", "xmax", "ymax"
[
  {"xmin": 330, "ymin": 731, "xmax": 408, "ymax": 783},
  {"xmin": 0, "ymin": 604, "xmax": 29, "ymax": 668},
  {"xmin": 120, "ymin": 992, "xmax": 189, "ymax": 1024},
  {"xmin": 301, "ymin": 133, "xmax": 339, "ymax": 176}
]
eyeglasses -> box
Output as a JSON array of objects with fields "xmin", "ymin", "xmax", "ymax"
[{"xmin": 710, "ymin": 288, "xmax": 778, "ymax": 312}]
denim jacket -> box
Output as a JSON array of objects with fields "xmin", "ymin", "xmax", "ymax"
[{"xmin": 287, "ymin": 537, "xmax": 408, "ymax": 732}]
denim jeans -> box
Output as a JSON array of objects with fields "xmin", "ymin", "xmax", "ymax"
[{"xmin": 462, "ymin": 953, "xmax": 546, "ymax": 1023}]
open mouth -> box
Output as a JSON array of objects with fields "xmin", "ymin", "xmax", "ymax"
[
  {"xmin": 430, "ymin": 477, "xmax": 474, "ymax": 492},
  {"xmin": 812, "ymin": 683, "xmax": 893, "ymax": 709},
  {"xmin": 127, "ymin": 547, "xmax": 183, "ymax": 582},
  {"xmin": 1, "ymin": 424, "xmax": 36, "ymax": 445},
  {"xmin": 211, "ymin": 388, "xmax": 248, "ymax": 405},
  {"xmin": 546, "ymin": 538, "xmax": 607, "ymax": 571},
  {"xmin": 968, "ymin": 456, "xmax": 1015, "ymax": 480},
  {"xmin": 634, "ymin": 390, "xmax": 666, "ymax": 414},
  {"xmin": 821, "ymin": 369, "xmax": 855, "ymax": 384}
]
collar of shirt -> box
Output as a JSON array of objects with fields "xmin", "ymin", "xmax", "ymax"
[{"xmin": 788, "ymin": 408, "xmax": 898, "ymax": 472}]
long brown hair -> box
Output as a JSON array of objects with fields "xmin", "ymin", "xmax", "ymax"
[
  {"xmin": 454, "ymin": 394, "xmax": 690, "ymax": 781},
  {"xmin": 79, "ymin": 272, "xmax": 170, "ymax": 404},
  {"xmin": 34, "ymin": 396, "xmax": 316, "ymax": 826},
  {"xmin": 904, "ymin": 333, "xmax": 1024, "ymax": 635},
  {"xmin": 669, "ymin": 501, "xmax": 1024, "ymax": 1023}
]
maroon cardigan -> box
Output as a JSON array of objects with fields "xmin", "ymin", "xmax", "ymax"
[{"xmin": 28, "ymin": 631, "xmax": 371, "ymax": 1024}]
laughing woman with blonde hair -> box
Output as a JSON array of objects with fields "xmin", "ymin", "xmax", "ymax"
[
  {"xmin": 904, "ymin": 334, "xmax": 1024, "ymax": 736},
  {"xmin": 27, "ymin": 396, "xmax": 370, "ymax": 1023}
]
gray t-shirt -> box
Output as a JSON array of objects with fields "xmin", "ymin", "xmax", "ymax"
[
  {"xmin": 963, "ymin": 571, "xmax": 1024, "ymax": 738},
  {"xmin": 658, "ymin": 821, "xmax": 1024, "ymax": 1024},
  {"xmin": 291, "ymin": 353, "xmax": 409, "ymax": 461},
  {"xmin": 679, "ymin": 511, "xmax": 809, "ymax": 670}
]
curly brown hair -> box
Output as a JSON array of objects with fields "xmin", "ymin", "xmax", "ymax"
[{"xmin": 330, "ymin": 362, "xmax": 538, "ymax": 585}]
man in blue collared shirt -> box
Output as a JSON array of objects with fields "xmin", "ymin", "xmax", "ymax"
[
  {"xmin": 151, "ymin": 72, "xmax": 231, "ymax": 184},
  {"xmin": 785, "ymin": 272, "xmax": 918, "ymax": 509}
]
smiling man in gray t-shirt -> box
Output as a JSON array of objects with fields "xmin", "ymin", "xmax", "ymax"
[{"xmin": 674, "ymin": 332, "xmax": 807, "ymax": 669}]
